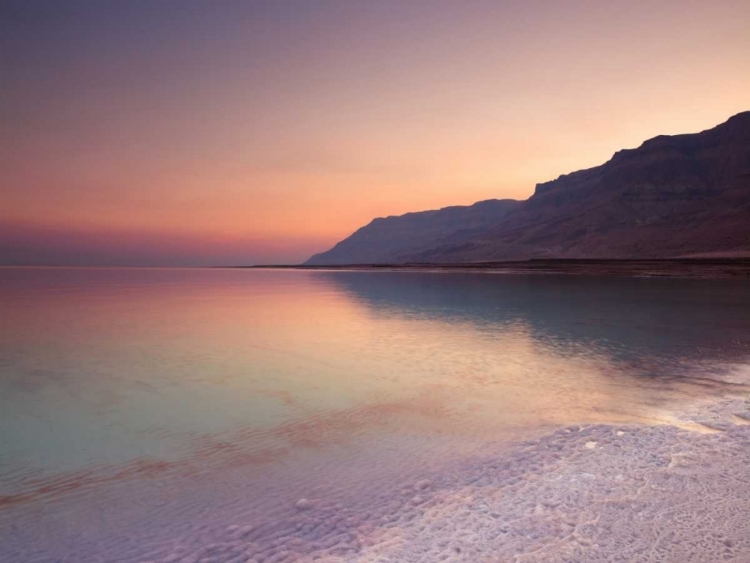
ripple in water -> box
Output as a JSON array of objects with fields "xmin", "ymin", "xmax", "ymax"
[{"xmin": 1, "ymin": 268, "xmax": 749, "ymax": 561}]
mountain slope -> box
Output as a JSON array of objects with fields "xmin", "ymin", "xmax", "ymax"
[
  {"xmin": 412, "ymin": 111, "xmax": 750, "ymax": 262},
  {"xmin": 306, "ymin": 111, "xmax": 750, "ymax": 265},
  {"xmin": 305, "ymin": 199, "xmax": 519, "ymax": 265}
]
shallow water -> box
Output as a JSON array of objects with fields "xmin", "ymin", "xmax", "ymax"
[{"xmin": 1, "ymin": 268, "xmax": 749, "ymax": 562}]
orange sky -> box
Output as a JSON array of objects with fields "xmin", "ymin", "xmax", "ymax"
[{"xmin": 1, "ymin": 1, "xmax": 749, "ymax": 265}]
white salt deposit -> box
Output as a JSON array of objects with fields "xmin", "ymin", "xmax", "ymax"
[{"xmin": 3, "ymin": 398, "xmax": 750, "ymax": 562}]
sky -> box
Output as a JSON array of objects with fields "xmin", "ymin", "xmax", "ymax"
[{"xmin": 1, "ymin": 0, "xmax": 749, "ymax": 266}]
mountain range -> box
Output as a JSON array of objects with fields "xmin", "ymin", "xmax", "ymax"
[{"xmin": 305, "ymin": 111, "xmax": 750, "ymax": 265}]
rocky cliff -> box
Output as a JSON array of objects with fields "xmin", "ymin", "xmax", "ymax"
[{"xmin": 307, "ymin": 111, "xmax": 750, "ymax": 264}]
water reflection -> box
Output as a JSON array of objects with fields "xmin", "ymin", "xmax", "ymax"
[
  {"xmin": 323, "ymin": 271, "xmax": 750, "ymax": 380},
  {"xmin": 1, "ymin": 268, "xmax": 749, "ymax": 505}
]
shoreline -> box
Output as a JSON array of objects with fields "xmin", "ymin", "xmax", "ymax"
[
  {"xmin": 3, "ymin": 386, "xmax": 750, "ymax": 562},
  {"xmin": 239, "ymin": 258, "xmax": 750, "ymax": 280}
]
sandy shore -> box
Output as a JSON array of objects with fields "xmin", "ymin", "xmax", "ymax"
[
  {"xmin": 3, "ymin": 396, "xmax": 750, "ymax": 562},
  {"xmin": 218, "ymin": 399, "xmax": 750, "ymax": 563},
  {"xmin": 3, "ymin": 363, "xmax": 750, "ymax": 563},
  {"xmin": 105, "ymin": 399, "xmax": 750, "ymax": 563}
]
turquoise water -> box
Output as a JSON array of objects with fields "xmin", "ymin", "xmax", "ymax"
[{"xmin": 1, "ymin": 268, "xmax": 749, "ymax": 562}]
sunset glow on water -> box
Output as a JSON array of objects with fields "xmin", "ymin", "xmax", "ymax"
[{"xmin": 2, "ymin": 268, "xmax": 750, "ymax": 561}]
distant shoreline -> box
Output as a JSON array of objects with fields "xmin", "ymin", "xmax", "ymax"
[
  {"xmin": 3, "ymin": 259, "xmax": 749, "ymax": 279},
  {"xmin": 233, "ymin": 258, "xmax": 750, "ymax": 280}
]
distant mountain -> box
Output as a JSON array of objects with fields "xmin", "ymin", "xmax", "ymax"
[
  {"xmin": 306, "ymin": 111, "xmax": 750, "ymax": 265},
  {"xmin": 305, "ymin": 199, "xmax": 519, "ymax": 265}
]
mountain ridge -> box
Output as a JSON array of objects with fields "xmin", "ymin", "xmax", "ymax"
[
  {"xmin": 305, "ymin": 111, "xmax": 750, "ymax": 265},
  {"xmin": 305, "ymin": 199, "xmax": 520, "ymax": 265}
]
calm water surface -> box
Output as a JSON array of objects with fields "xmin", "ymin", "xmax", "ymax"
[{"xmin": 1, "ymin": 268, "xmax": 749, "ymax": 561}]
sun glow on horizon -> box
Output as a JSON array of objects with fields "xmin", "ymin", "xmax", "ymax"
[{"xmin": 2, "ymin": 0, "xmax": 749, "ymax": 265}]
